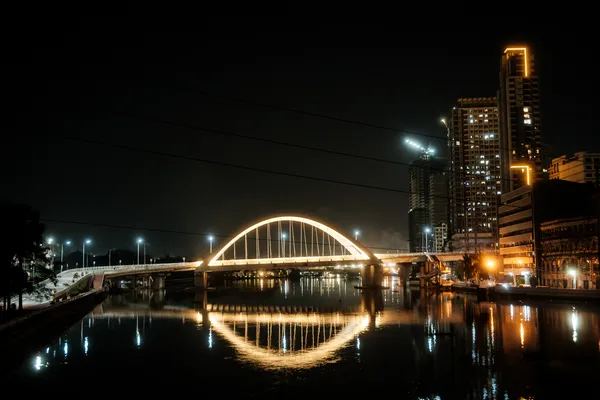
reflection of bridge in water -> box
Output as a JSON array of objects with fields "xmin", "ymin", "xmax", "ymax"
[{"xmin": 91, "ymin": 294, "xmax": 464, "ymax": 369}]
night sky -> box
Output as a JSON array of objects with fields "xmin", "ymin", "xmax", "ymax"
[{"xmin": 4, "ymin": 20, "xmax": 597, "ymax": 259}]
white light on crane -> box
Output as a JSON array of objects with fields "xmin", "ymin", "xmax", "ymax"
[{"xmin": 405, "ymin": 138, "xmax": 435, "ymax": 156}]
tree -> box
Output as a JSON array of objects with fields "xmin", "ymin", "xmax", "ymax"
[
  {"xmin": 459, "ymin": 253, "xmax": 481, "ymax": 281},
  {"xmin": 0, "ymin": 202, "xmax": 53, "ymax": 310}
]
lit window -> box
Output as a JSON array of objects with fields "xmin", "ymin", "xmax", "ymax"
[
  {"xmin": 523, "ymin": 107, "xmax": 529, "ymax": 112},
  {"xmin": 524, "ymin": 119, "xmax": 532, "ymax": 124},
  {"xmin": 524, "ymin": 113, "xmax": 531, "ymax": 118},
  {"xmin": 456, "ymin": 141, "xmax": 460, "ymax": 145}
]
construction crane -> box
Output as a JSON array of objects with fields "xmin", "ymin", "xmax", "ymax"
[{"xmin": 405, "ymin": 138, "xmax": 435, "ymax": 159}]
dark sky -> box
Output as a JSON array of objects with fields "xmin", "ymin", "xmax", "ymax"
[{"xmin": 4, "ymin": 19, "xmax": 597, "ymax": 259}]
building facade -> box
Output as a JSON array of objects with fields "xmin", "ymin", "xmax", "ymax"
[
  {"xmin": 408, "ymin": 156, "xmax": 447, "ymax": 252},
  {"xmin": 549, "ymin": 151, "xmax": 600, "ymax": 184},
  {"xmin": 498, "ymin": 180, "xmax": 599, "ymax": 286},
  {"xmin": 540, "ymin": 217, "xmax": 599, "ymax": 289},
  {"xmin": 448, "ymin": 97, "xmax": 501, "ymax": 252},
  {"xmin": 499, "ymin": 46, "xmax": 543, "ymax": 193},
  {"xmin": 434, "ymin": 223, "xmax": 448, "ymax": 253},
  {"xmin": 498, "ymin": 185, "xmax": 535, "ymax": 284}
]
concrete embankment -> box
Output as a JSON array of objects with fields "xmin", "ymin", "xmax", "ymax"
[
  {"xmin": 491, "ymin": 287, "xmax": 600, "ymax": 302},
  {"xmin": 0, "ymin": 289, "xmax": 107, "ymax": 374}
]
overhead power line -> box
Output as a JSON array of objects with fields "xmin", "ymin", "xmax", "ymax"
[
  {"xmin": 113, "ymin": 110, "xmax": 517, "ymax": 184},
  {"xmin": 176, "ymin": 88, "xmax": 444, "ymax": 142},
  {"xmin": 60, "ymin": 133, "xmax": 527, "ymax": 211}
]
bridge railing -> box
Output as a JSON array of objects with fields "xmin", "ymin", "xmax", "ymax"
[
  {"xmin": 58, "ymin": 262, "xmax": 199, "ymax": 277},
  {"xmin": 210, "ymin": 254, "xmax": 370, "ymax": 267}
]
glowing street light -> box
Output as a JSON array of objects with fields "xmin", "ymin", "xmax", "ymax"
[
  {"xmin": 47, "ymin": 237, "xmax": 55, "ymax": 264},
  {"xmin": 82, "ymin": 239, "xmax": 91, "ymax": 269},
  {"xmin": 137, "ymin": 238, "xmax": 144, "ymax": 265},
  {"xmin": 208, "ymin": 235, "xmax": 214, "ymax": 253},
  {"xmin": 568, "ymin": 269, "xmax": 577, "ymax": 289},
  {"xmin": 423, "ymin": 227, "xmax": 431, "ymax": 253},
  {"xmin": 60, "ymin": 240, "xmax": 71, "ymax": 272},
  {"xmin": 354, "ymin": 230, "xmax": 360, "ymax": 241}
]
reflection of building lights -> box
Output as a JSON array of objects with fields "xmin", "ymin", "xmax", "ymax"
[
  {"xmin": 510, "ymin": 305, "xmax": 514, "ymax": 320},
  {"xmin": 46, "ymin": 347, "xmax": 50, "ymax": 354},
  {"xmin": 34, "ymin": 355, "xmax": 42, "ymax": 371},
  {"xmin": 84, "ymin": 337, "xmax": 89, "ymax": 355},
  {"xmin": 282, "ymin": 335, "xmax": 287, "ymax": 353},
  {"xmin": 571, "ymin": 310, "xmax": 578, "ymax": 343},
  {"xmin": 356, "ymin": 337, "xmax": 360, "ymax": 350},
  {"xmin": 208, "ymin": 327, "xmax": 213, "ymax": 349},
  {"xmin": 136, "ymin": 329, "xmax": 141, "ymax": 347},
  {"xmin": 520, "ymin": 322, "xmax": 525, "ymax": 349},
  {"xmin": 427, "ymin": 337, "xmax": 433, "ymax": 353},
  {"xmin": 63, "ymin": 342, "xmax": 68, "ymax": 357}
]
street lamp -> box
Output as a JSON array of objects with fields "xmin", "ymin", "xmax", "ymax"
[
  {"xmin": 82, "ymin": 239, "xmax": 91, "ymax": 269},
  {"xmin": 208, "ymin": 235, "xmax": 214, "ymax": 253},
  {"xmin": 47, "ymin": 237, "xmax": 55, "ymax": 264},
  {"xmin": 568, "ymin": 269, "xmax": 577, "ymax": 289},
  {"xmin": 282, "ymin": 233, "xmax": 287, "ymax": 257},
  {"xmin": 423, "ymin": 227, "xmax": 431, "ymax": 253},
  {"xmin": 485, "ymin": 258, "xmax": 496, "ymax": 281},
  {"xmin": 60, "ymin": 240, "xmax": 71, "ymax": 272},
  {"xmin": 354, "ymin": 230, "xmax": 360, "ymax": 241},
  {"xmin": 137, "ymin": 238, "xmax": 143, "ymax": 265}
]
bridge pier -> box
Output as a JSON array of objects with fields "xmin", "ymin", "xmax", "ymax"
[
  {"xmin": 152, "ymin": 274, "xmax": 166, "ymax": 291},
  {"xmin": 360, "ymin": 264, "xmax": 383, "ymax": 288},
  {"xmin": 194, "ymin": 270, "xmax": 210, "ymax": 290}
]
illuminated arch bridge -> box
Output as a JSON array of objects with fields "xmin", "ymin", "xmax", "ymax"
[{"xmin": 201, "ymin": 215, "xmax": 379, "ymax": 271}]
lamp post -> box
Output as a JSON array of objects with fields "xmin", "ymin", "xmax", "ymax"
[
  {"xmin": 109, "ymin": 248, "xmax": 117, "ymax": 266},
  {"xmin": 143, "ymin": 242, "xmax": 147, "ymax": 264},
  {"xmin": 208, "ymin": 236, "xmax": 214, "ymax": 253},
  {"xmin": 424, "ymin": 227, "xmax": 431, "ymax": 253},
  {"xmin": 47, "ymin": 237, "xmax": 55, "ymax": 265},
  {"xmin": 354, "ymin": 230, "xmax": 360, "ymax": 241},
  {"xmin": 82, "ymin": 239, "xmax": 91, "ymax": 269},
  {"xmin": 568, "ymin": 269, "xmax": 577, "ymax": 289},
  {"xmin": 137, "ymin": 238, "xmax": 143, "ymax": 265},
  {"xmin": 61, "ymin": 240, "xmax": 71, "ymax": 272}
]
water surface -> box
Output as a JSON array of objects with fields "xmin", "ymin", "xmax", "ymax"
[{"xmin": 3, "ymin": 276, "xmax": 600, "ymax": 398}]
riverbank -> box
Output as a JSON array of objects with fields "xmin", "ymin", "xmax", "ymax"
[
  {"xmin": 0, "ymin": 289, "xmax": 107, "ymax": 375},
  {"xmin": 491, "ymin": 286, "xmax": 600, "ymax": 302}
]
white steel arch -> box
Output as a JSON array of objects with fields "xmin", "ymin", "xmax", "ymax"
[{"xmin": 207, "ymin": 215, "xmax": 374, "ymax": 267}]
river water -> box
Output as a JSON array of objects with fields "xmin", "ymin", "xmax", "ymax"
[{"xmin": 2, "ymin": 275, "xmax": 600, "ymax": 398}]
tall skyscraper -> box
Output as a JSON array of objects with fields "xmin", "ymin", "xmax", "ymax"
[
  {"xmin": 499, "ymin": 46, "xmax": 542, "ymax": 192},
  {"xmin": 406, "ymin": 140, "xmax": 448, "ymax": 252},
  {"xmin": 447, "ymin": 97, "xmax": 501, "ymax": 252}
]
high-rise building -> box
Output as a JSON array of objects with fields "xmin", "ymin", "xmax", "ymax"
[
  {"xmin": 447, "ymin": 97, "xmax": 501, "ymax": 252},
  {"xmin": 407, "ymin": 146, "xmax": 448, "ymax": 252},
  {"xmin": 499, "ymin": 46, "xmax": 542, "ymax": 192},
  {"xmin": 434, "ymin": 223, "xmax": 448, "ymax": 253},
  {"xmin": 549, "ymin": 151, "xmax": 600, "ymax": 185}
]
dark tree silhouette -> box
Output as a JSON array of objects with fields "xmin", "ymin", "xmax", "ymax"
[{"xmin": 0, "ymin": 202, "xmax": 54, "ymax": 310}]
